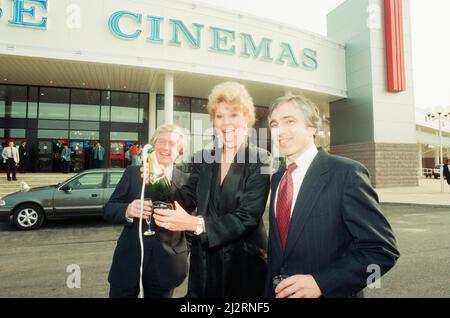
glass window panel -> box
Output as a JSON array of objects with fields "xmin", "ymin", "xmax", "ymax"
[
  {"xmin": 71, "ymin": 89, "xmax": 100, "ymax": 105},
  {"xmin": 101, "ymin": 105, "xmax": 110, "ymax": 122},
  {"xmin": 101, "ymin": 91, "xmax": 111, "ymax": 122},
  {"xmin": 38, "ymin": 102, "xmax": 69, "ymax": 119},
  {"xmin": 0, "ymin": 128, "xmax": 4, "ymax": 137},
  {"xmin": 28, "ymin": 87, "xmax": 38, "ymax": 119},
  {"xmin": 101, "ymin": 91, "xmax": 111, "ymax": 105},
  {"xmin": 70, "ymin": 121, "xmax": 99, "ymax": 130},
  {"xmin": 39, "ymin": 88, "xmax": 70, "ymax": 120},
  {"xmin": 28, "ymin": 102, "xmax": 38, "ymax": 119},
  {"xmin": 70, "ymin": 104, "xmax": 100, "ymax": 121},
  {"xmin": 0, "ymin": 101, "xmax": 27, "ymax": 118},
  {"xmin": 254, "ymin": 106, "xmax": 269, "ymax": 129},
  {"xmin": 174, "ymin": 96, "xmax": 190, "ymax": 111},
  {"xmin": 191, "ymin": 98, "xmax": 208, "ymax": 113},
  {"xmin": 108, "ymin": 172, "xmax": 124, "ymax": 188},
  {"xmin": 70, "ymin": 89, "xmax": 100, "ymax": 121},
  {"xmin": 157, "ymin": 110, "xmax": 190, "ymax": 129},
  {"xmin": 157, "ymin": 110, "xmax": 164, "ymax": 126},
  {"xmin": 139, "ymin": 93, "xmax": 148, "ymax": 124},
  {"xmin": 191, "ymin": 112, "xmax": 213, "ymax": 135},
  {"xmin": 38, "ymin": 129, "xmax": 69, "ymax": 139},
  {"xmin": 8, "ymin": 129, "xmax": 26, "ymax": 138},
  {"xmin": 111, "ymin": 91, "xmax": 139, "ymax": 108},
  {"xmin": 110, "ymin": 132, "xmax": 139, "ymax": 141},
  {"xmin": 39, "ymin": 120, "xmax": 69, "ymax": 129},
  {"xmin": 174, "ymin": 111, "xmax": 190, "ymax": 130},
  {"xmin": 0, "ymin": 85, "xmax": 27, "ymax": 118},
  {"xmin": 70, "ymin": 130, "xmax": 99, "ymax": 140},
  {"xmin": 139, "ymin": 108, "xmax": 144, "ymax": 124},
  {"xmin": 68, "ymin": 173, "xmax": 104, "ymax": 190},
  {"xmin": 110, "ymin": 142, "xmax": 124, "ymax": 156},
  {"xmin": 111, "ymin": 106, "xmax": 139, "ymax": 123},
  {"xmin": 156, "ymin": 94, "xmax": 164, "ymax": 109},
  {"xmin": 157, "ymin": 95, "xmax": 191, "ymax": 110}
]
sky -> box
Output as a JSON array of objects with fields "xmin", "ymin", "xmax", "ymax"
[{"xmin": 196, "ymin": 0, "xmax": 450, "ymax": 112}]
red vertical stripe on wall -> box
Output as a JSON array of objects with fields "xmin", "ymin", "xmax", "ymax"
[{"xmin": 384, "ymin": 0, "xmax": 406, "ymax": 92}]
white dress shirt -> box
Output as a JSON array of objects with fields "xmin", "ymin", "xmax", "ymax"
[{"xmin": 274, "ymin": 144, "xmax": 318, "ymax": 217}]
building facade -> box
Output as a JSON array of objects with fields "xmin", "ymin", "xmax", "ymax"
[{"xmin": 0, "ymin": 0, "xmax": 419, "ymax": 187}]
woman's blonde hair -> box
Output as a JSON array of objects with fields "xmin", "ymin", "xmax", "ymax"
[
  {"xmin": 207, "ymin": 82, "xmax": 256, "ymax": 127},
  {"xmin": 150, "ymin": 123, "xmax": 188, "ymax": 156}
]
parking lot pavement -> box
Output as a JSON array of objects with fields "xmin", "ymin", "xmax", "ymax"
[{"xmin": 0, "ymin": 204, "xmax": 449, "ymax": 298}]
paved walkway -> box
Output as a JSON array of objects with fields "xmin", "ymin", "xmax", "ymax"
[{"xmin": 377, "ymin": 178, "xmax": 450, "ymax": 207}]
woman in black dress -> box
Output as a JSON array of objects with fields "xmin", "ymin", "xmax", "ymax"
[{"xmin": 153, "ymin": 82, "xmax": 271, "ymax": 297}]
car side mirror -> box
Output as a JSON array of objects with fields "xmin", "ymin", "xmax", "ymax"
[{"xmin": 60, "ymin": 185, "xmax": 72, "ymax": 193}]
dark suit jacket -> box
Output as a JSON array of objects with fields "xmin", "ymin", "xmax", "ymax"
[
  {"xmin": 179, "ymin": 144, "xmax": 271, "ymax": 297},
  {"xmin": 104, "ymin": 165, "xmax": 194, "ymax": 290},
  {"xmin": 443, "ymin": 164, "xmax": 450, "ymax": 179},
  {"xmin": 265, "ymin": 148, "xmax": 400, "ymax": 298},
  {"xmin": 19, "ymin": 145, "xmax": 26, "ymax": 160}
]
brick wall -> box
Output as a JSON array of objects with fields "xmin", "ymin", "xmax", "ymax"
[{"xmin": 330, "ymin": 143, "xmax": 419, "ymax": 188}]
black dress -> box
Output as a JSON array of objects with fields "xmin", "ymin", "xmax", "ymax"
[{"xmin": 181, "ymin": 144, "xmax": 271, "ymax": 298}]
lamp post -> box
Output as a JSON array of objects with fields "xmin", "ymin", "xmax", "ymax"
[{"xmin": 426, "ymin": 108, "xmax": 450, "ymax": 193}]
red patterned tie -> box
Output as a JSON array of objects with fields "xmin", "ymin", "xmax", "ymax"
[{"xmin": 276, "ymin": 163, "xmax": 297, "ymax": 251}]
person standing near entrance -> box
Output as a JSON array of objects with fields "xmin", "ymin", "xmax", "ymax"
[
  {"xmin": 18, "ymin": 141, "xmax": 27, "ymax": 173},
  {"xmin": 93, "ymin": 141, "xmax": 105, "ymax": 168},
  {"xmin": 2, "ymin": 140, "xmax": 20, "ymax": 181},
  {"xmin": 130, "ymin": 142, "xmax": 142, "ymax": 166},
  {"xmin": 84, "ymin": 142, "xmax": 94, "ymax": 170},
  {"xmin": 61, "ymin": 144, "xmax": 72, "ymax": 173},
  {"xmin": 265, "ymin": 95, "xmax": 399, "ymax": 298}
]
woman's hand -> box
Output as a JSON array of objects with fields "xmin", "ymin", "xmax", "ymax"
[{"xmin": 153, "ymin": 201, "xmax": 197, "ymax": 232}]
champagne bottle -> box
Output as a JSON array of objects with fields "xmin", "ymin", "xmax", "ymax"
[{"xmin": 145, "ymin": 146, "xmax": 173, "ymax": 203}]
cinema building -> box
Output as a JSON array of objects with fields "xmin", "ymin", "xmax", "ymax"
[{"xmin": 1, "ymin": 0, "xmax": 423, "ymax": 187}]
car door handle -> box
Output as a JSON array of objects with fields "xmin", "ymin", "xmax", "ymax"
[{"xmin": 91, "ymin": 194, "xmax": 98, "ymax": 197}]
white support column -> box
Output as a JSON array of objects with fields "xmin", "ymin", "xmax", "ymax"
[
  {"xmin": 418, "ymin": 144, "xmax": 423, "ymax": 177},
  {"xmin": 164, "ymin": 72, "xmax": 174, "ymax": 124},
  {"xmin": 434, "ymin": 147, "xmax": 439, "ymax": 166},
  {"xmin": 148, "ymin": 92, "xmax": 157, "ymax": 140}
]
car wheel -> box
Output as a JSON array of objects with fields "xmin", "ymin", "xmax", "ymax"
[{"xmin": 13, "ymin": 203, "xmax": 45, "ymax": 230}]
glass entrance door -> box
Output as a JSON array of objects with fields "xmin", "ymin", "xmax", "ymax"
[
  {"xmin": 38, "ymin": 140, "xmax": 66, "ymax": 172},
  {"xmin": 109, "ymin": 141, "xmax": 125, "ymax": 168}
]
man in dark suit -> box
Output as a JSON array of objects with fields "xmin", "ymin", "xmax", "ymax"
[
  {"xmin": 443, "ymin": 159, "xmax": 450, "ymax": 186},
  {"xmin": 104, "ymin": 124, "xmax": 194, "ymax": 298},
  {"xmin": 265, "ymin": 95, "xmax": 400, "ymax": 298},
  {"xmin": 18, "ymin": 141, "xmax": 27, "ymax": 173}
]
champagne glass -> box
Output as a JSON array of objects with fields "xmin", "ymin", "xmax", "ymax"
[{"xmin": 143, "ymin": 198, "xmax": 155, "ymax": 236}]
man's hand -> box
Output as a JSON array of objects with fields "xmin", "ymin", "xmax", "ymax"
[
  {"xmin": 126, "ymin": 199, "xmax": 152, "ymax": 219},
  {"xmin": 275, "ymin": 275, "xmax": 322, "ymax": 298},
  {"xmin": 153, "ymin": 201, "xmax": 197, "ymax": 232}
]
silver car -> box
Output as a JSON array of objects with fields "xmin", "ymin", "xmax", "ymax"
[{"xmin": 0, "ymin": 168, "xmax": 125, "ymax": 230}]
